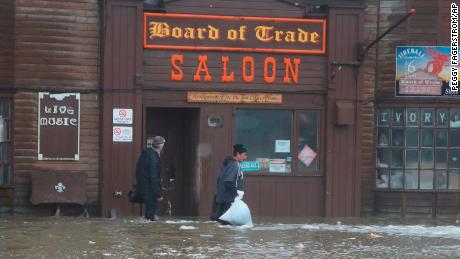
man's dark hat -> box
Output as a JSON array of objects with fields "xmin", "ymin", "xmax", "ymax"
[{"xmin": 233, "ymin": 144, "xmax": 248, "ymax": 153}]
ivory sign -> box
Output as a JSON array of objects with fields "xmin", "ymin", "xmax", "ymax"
[{"xmin": 38, "ymin": 92, "xmax": 80, "ymax": 160}]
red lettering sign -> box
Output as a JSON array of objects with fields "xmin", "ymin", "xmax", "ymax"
[
  {"xmin": 144, "ymin": 13, "xmax": 326, "ymax": 54},
  {"xmin": 170, "ymin": 54, "xmax": 300, "ymax": 84}
]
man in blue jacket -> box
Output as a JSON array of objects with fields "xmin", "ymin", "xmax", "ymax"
[
  {"xmin": 135, "ymin": 136, "xmax": 165, "ymax": 221},
  {"xmin": 211, "ymin": 144, "xmax": 248, "ymax": 224}
]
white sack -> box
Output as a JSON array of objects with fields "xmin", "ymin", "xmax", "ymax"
[{"xmin": 219, "ymin": 191, "xmax": 253, "ymax": 226}]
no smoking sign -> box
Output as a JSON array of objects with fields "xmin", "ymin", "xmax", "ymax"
[
  {"xmin": 113, "ymin": 126, "xmax": 132, "ymax": 142},
  {"xmin": 113, "ymin": 108, "xmax": 133, "ymax": 124},
  {"xmin": 119, "ymin": 109, "xmax": 127, "ymax": 118},
  {"xmin": 113, "ymin": 127, "xmax": 122, "ymax": 135}
]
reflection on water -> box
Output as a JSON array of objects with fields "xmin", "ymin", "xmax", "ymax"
[{"xmin": 1, "ymin": 216, "xmax": 460, "ymax": 258}]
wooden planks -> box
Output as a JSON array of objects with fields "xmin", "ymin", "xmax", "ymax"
[
  {"xmin": 14, "ymin": 0, "xmax": 100, "ymax": 90},
  {"xmin": 0, "ymin": 0, "xmax": 15, "ymax": 88},
  {"xmin": 13, "ymin": 92, "xmax": 100, "ymax": 209}
]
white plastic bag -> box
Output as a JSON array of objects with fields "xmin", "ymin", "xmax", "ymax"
[{"xmin": 219, "ymin": 191, "xmax": 253, "ymax": 226}]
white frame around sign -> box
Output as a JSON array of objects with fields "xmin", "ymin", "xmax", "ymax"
[
  {"xmin": 37, "ymin": 92, "xmax": 80, "ymax": 160},
  {"xmin": 112, "ymin": 126, "xmax": 133, "ymax": 142},
  {"xmin": 112, "ymin": 108, "xmax": 133, "ymax": 124}
]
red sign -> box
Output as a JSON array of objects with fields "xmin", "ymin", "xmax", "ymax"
[
  {"xmin": 114, "ymin": 128, "xmax": 121, "ymax": 135},
  {"xmin": 119, "ymin": 109, "xmax": 127, "ymax": 118},
  {"xmin": 170, "ymin": 54, "xmax": 301, "ymax": 84},
  {"xmin": 144, "ymin": 13, "xmax": 326, "ymax": 54}
]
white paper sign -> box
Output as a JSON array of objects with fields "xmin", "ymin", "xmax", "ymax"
[
  {"xmin": 113, "ymin": 108, "xmax": 133, "ymax": 124},
  {"xmin": 113, "ymin": 126, "xmax": 132, "ymax": 142},
  {"xmin": 269, "ymin": 159, "xmax": 287, "ymax": 173},
  {"xmin": 275, "ymin": 140, "xmax": 290, "ymax": 153},
  {"xmin": 269, "ymin": 163, "xmax": 286, "ymax": 173},
  {"xmin": 298, "ymin": 144, "xmax": 317, "ymax": 167}
]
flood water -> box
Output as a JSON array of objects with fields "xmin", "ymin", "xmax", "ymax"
[{"xmin": 1, "ymin": 215, "xmax": 460, "ymax": 258}]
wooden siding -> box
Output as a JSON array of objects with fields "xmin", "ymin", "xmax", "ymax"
[
  {"xmin": 143, "ymin": 0, "xmax": 325, "ymax": 93},
  {"xmin": 137, "ymin": 0, "xmax": 331, "ymax": 217},
  {"xmin": 137, "ymin": 0, "xmax": 366, "ymax": 217},
  {"xmin": 100, "ymin": 0, "xmax": 144, "ymax": 217},
  {"xmin": 360, "ymin": 0, "xmax": 378, "ymax": 216},
  {"xmin": 142, "ymin": 90, "xmax": 326, "ymax": 217},
  {"xmin": 13, "ymin": 92, "xmax": 100, "ymax": 210},
  {"xmin": 166, "ymin": 0, "xmax": 308, "ymax": 17},
  {"xmin": 245, "ymin": 176, "xmax": 324, "ymax": 216},
  {"xmin": 368, "ymin": 0, "xmax": 460, "ymax": 217},
  {"xmin": 143, "ymin": 52, "xmax": 327, "ymax": 93},
  {"xmin": 14, "ymin": 0, "xmax": 100, "ymax": 91},
  {"xmin": 0, "ymin": 0, "xmax": 15, "ymax": 88},
  {"xmin": 374, "ymin": 0, "xmax": 408, "ymax": 99},
  {"xmin": 375, "ymin": 0, "xmax": 456, "ymax": 100},
  {"xmin": 325, "ymin": 7, "xmax": 364, "ymax": 217},
  {"xmin": 375, "ymin": 191, "xmax": 460, "ymax": 217},
  {"xmin": 11, "ymin": 0, "xmax": 101, "ymax": 214}
]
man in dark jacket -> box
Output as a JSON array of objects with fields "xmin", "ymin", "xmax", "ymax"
[
  {"xmin": 135, "ymin": 136, "xmax": 165, "ymax": 221},
  {"xmin": 210, "ymin": 144, "xmax": 248, "ymax": 224}
]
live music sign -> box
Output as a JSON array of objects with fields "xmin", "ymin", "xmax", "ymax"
[{"xmin": 38, "ymin": 92, "xmax": 80, "ymax": 160}]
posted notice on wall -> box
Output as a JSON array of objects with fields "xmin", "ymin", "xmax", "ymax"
[
  {"xmin": 395, "ymin": 46, "xmax": 454, "ymax": 96},
  {"xmin": 113, "ymin": 108, "xmax": 133, "ymax": 124},
  {"xmin": 275, "ymin": 140, "xmax": 290, "ymax": 153},
  {"xmin": 298, "ymin": 144, "xmax": 317, "ymax": 167},
  {"xmin": 38, "ymin": 92, "xmax": 80, "ymax": 160},
  {"xmin": 113, "ymin": 126, "xmax": 132, "ymax": 142},
  {"xmin": 269, "ymin": 159, "xmax": 287, "ymax": 173}
]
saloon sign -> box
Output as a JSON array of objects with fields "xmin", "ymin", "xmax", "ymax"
[
  {"xmin": 38, "ymin": 92, "xmax": 80, "ymax": 160},
  {"xmin": 144, "ymin": 13, "xmax": 326, "ymax": 85}
]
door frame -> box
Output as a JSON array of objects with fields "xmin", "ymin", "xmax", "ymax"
[{"xmin": 143, "ymin": 106, "xmax": 201, "ymax": 215}]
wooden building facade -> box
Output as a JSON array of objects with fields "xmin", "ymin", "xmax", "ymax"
[{"xmin": 0, "ymin": 0, "xmax": 458, "ymax": 218}]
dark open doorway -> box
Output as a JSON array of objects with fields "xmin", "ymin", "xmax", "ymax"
[{"xmin": 145, "ymin": 107, "xmax": 200, "ymax": 216}]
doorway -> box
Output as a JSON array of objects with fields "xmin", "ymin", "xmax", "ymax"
[{"xmin": 145, "ymin": 107, "xmax": 200, "ymax": 216}]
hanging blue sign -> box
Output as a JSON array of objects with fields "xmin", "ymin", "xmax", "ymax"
[{"xmin": 239, "ymin": 161, "xmax": 260, "ymax": 171}]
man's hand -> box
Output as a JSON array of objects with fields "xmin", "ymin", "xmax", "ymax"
[{"xmin": 157, "ymin": 197, "xmax": 164, "ymax": 201}]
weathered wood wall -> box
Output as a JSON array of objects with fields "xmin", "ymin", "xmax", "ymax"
[
  {"xmin": 138, "ymin": 0, "xmax": 364, "ymax": 217},
  {"xmin": 161, "ymin": 0, "xmax": 327, "ymax": 217},
  {"xmin": 375, "ymin": 0, "xmax": 456, "ymax": 99},
  {"xmin": 11, "ymin": 0, "xmax": 101, "ymax": 214},
  {"xmin": 0, "ymin": 0, "xmax": 15, "ymax": 212},
  {"xmin": 325, "ymin": 5, "xmax": 365, "ymax": 217},
  {"xmin": 100, "ymin": 0, "xmax": 144, "ymax": 217},
  {"xmin": 0, "ymin": 0, "xmax": 15, "ymax": 88},
  {"xmin": 360, "ymin": 0, "xmax": 379, "ymax": 215},
  {"xmin": 367, "ymin": 0, "xmax": 460, "ymax": 217}
]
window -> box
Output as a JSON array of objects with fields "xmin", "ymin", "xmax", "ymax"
[
  {"xmin": 0, "ymin": 98, "xmax": 12, "ymax": 185},
  {"xmin": 376, "ymin": 108, "xmax": 460, "ymax": 190},
  {"xmin": 235, "ymin": 109, "xmax": 320, "ymax": 175}
]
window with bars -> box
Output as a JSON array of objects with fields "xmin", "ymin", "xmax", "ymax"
[
  {"xmin": 376, "ymin": 107, "xmax": 460, "ymax": 190},
  {"xmin": 0, "ymin": 98, "xmax": 12, "ymax": 185}
]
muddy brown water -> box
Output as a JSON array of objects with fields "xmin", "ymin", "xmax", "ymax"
[{"xmin": 1, "ymin": 216, "xmax": 460, "ymax": 258}]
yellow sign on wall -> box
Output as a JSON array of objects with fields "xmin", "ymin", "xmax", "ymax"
[{"xmin": 186, "ymin": 91, "xmax": 282, "ymax": 104}]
